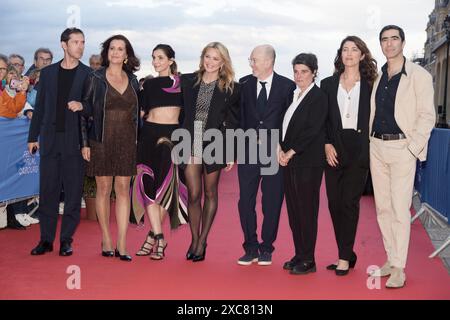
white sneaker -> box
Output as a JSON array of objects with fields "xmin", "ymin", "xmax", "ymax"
[
  {"xmin": 15, "ymin": 214, "xmax": 31, "ymax": 227},
  {"xmin": 58, "ymin": 202, "xmax": 64, "ymax": 215},
  {"xmin": 26, "ymin": 214, "xmax": 40, "ymax": 224}
]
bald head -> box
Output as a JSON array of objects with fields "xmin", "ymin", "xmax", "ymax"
[
  {"xmin": 249, "ymin": 44, "xmax": 276, "ymax": 80},
  {"xmin": 252, "ymin": 45, "xmax": 275, "ymax": 66}
]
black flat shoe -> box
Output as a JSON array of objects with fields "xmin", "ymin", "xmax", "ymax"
[
  {"xmin": 31, "ymin": 241, "xmax": 53, "ymax": 255},
  {"xmin": 59, "ymin": 241, "xmax": 73, "ymax": 256},
  {"xmin": 283, "ymin": 257, "xmax": 299, "ymax": 271},
  {"xmin": 115, "ymin": 249, "xmax": 132, "ymax": 261},
  {"xmin": 335, "ymin": 268, "xmax": 350, "ymax": 276},
  {"xmin": 290, "ymin": 261, "xmax": 316, "ymax": 275},
  {"xmin": 326, "ymin": 255, "xmax": 357, "ymax": 270}
]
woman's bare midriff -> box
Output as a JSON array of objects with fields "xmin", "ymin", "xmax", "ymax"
[{"xmin": 145, "ymin": 106, "xmax": 181, "ymax": 124}]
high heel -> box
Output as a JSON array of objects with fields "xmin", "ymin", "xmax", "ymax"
[
  {"xmin": 150, "ymin": 234, "xmax": 167, "ymax": 261},
  {"xmin": 192, "ymin": 243, "xmax": 207, "ymax": 262},
  {"xmin": 101, "ymin": 242, "xmax": 114, "ymax": 257},
  {"xmin": 186, "ymin": 242, "xmax": 196, "ymax": 260},
  {"xmin": 136, "ymin": 230, "xmax": 156, "ymax": 256},
  {"xmin": 115, "ymin": 248, "xmax": 132, "ymax": 262}
]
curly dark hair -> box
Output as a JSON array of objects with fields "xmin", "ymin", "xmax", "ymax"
[
  {"xmin": 100, "ymin": 34, "xmax": 140, "ymax": 73},
  {"xmin": 334, "ymin": 36, "xmax": 378, "ymax": 87}
]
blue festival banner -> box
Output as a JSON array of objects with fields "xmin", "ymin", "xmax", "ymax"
[{"xmin": 0, "ymin": 117, "xmax": 39, "ymax": 203}]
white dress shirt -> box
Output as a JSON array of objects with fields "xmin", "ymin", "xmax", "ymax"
[
  {"xmin": 337, "ymin": 82, "xmax": 360, "ymax": 130},
  {"xmin": 257, "ymin": 73, "xmax": 274, "ymax": 99},
  {"xmin": 282, "ymin": 83, "xmax": 314, "ymax": 140}
]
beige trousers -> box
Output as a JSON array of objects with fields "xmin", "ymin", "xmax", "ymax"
[{"xmin": 369, "ymin": 137, "xmax": 417, "ymax": 269}]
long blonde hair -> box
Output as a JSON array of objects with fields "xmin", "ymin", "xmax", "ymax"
[{"xmin": 195, "ymin": 42, "xmax": 235, "ymax": 94}]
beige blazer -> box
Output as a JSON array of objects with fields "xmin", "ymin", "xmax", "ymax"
[{"xmin": 370, "ymin": 59, "xmax": 436, "ymax": 161}]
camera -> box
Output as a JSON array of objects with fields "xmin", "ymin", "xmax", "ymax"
[{"xmin": 10, "ymin": 79, "xmax": 23, "ymax": 90}]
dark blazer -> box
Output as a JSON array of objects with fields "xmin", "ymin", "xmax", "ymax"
[
  {"xmin": 280, "ymin": 84, "xmax": 328, "ymax": 168},
  {"xmin": 80, "ymin": 67, "xmax": 140, "ymax": 147},
  {"xmin": 28, "ymin": 60, "xmax": 91, "ymax": 156},
  {"xmin": 320, "ymin": 74, "xmax": 371, "ymax": 168},
  {"xmin": 239, "ymin": 72, "xmax": 295, "ymax": 133},
  {"xmin": 180, "ymin": 72, "xmax": 240, "ymax": 173}
]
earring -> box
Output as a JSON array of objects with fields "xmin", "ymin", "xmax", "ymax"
[{"xmin": 124, "ymin": 58, "xmax": 128, "ymax": 64}]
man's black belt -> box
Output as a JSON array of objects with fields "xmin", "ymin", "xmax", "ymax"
[{"xmin": 371, "ymin": 132, "xmax": 406, "ymax": 141}]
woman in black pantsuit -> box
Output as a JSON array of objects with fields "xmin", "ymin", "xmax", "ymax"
[
  {"xmin": 279, "ymin": 53, "xmax": 328, "ymax": 275},
  {"xmin": 320, "ymin": 36, "xmax": 377, "ymax": 275}
]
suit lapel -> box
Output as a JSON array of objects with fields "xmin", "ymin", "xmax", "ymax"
[
  {"xmin": 369, "ymin": 72, "xmax": 382, "ymax": 133},
  {"xmin": 357, "ymin": 78, "xmax": 369, "ymax": 131},
  {"xmin": 205, "ymin": 84, "xmax": 226, "ymax": 129},
  {"xmin": 285, "ymin": 85, "xmax": 315, "ymax": 138},
  {"xmin": 331, "ymin": 75, "xmax": 343, "ymax": 131},
  {"xmin": 264, "ymin": 72, "xmax": 278, "ymax": 118},
  {"xmin": 247, "ymin": 76, "xmax": 258, "ymax": 118},
  {"xmin": 394, "ymin": 72, "xmax": 409, "ymax": 130},
  {"xmin": 68, "ymin": 63, "xmax": 85, "ymax": 101}
]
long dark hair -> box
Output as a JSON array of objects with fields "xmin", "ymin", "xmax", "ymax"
[
  {"xmin": 334, "ymin": 36, "xmax": 378, "ymax": 87},
  {"xmin": 100, "ymin": 34, "xmax": 140, "ymax": 73},
  {"xmin": 153, "ymin": 44, "xmax": 178, "ymax": 75}
]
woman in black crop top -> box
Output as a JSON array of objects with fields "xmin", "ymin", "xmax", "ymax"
[{"xmin": 131, "ymin": 44, "xmax": 188, "ymax": 260}]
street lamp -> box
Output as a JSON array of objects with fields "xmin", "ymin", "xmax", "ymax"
[{"xmin": 438, "ymin": 15, "xmax": 450, "ymax": 128}]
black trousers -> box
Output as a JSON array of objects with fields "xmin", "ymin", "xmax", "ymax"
[
  {"xmin": 38, "ymin": 133, "xmax": 84, "ymax": 243},
  {"xmin": 284, "ymin": 165, "xmax": 323, "ymax": 263},
  {"xmin": 325, "ymin": 130, "xmax": 368, "ymax": 261},
  {"xmin": 238, "ymin": 163, "xmax": 284, "ymax": 254}
]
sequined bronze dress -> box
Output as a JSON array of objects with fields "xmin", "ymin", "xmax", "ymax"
[{"xmin": 86, "ymin": 81, "xmax": 137, "ymax": 176}]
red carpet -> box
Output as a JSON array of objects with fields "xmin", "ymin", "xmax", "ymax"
[{"xmin": 1, "ymin": 169, "xmax": 449, "ymax": 300}]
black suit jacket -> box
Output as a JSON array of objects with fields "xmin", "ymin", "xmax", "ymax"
[
  {"xmin": 320, "ymin": 75, "xmax": 371, "ymax": 168},
  {"xmin": 281, "ymin": 84, "xmax": 328, "ymax": 168},
  {"xmin": 180, "ymin": 73, "xmax": 240, "ymax": 172},
  {"xmin": 28, "ymin": 60, "xmax": 91, "ymax": 156},
  {"xmin": 239, "ymin": 72, "xmax": 295, "ymax": 133}
]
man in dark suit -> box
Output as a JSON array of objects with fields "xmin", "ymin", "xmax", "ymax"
[
  {"xmin": 237, "ymin": 45, "xmax": 295, "ymax": 266},
  {"xmin": 28, "ymin": 28, "xmax": 91, "ymax": 256}
]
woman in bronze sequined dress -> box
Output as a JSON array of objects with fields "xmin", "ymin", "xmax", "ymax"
[{"xmin": 81, "ymin": 34, "xmax": 140, "ymax": 261}]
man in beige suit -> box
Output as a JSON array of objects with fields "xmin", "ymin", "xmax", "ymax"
[{"xmin": 369, "ymin": 25, "xmax": 435, "ymax": 288}]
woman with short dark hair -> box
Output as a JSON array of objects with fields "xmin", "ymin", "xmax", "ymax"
[{"xmin": 279, "ymin": 53, "xmax": 328, "ymax": 275}]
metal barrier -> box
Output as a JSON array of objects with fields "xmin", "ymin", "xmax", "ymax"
[{"xmin": 413, "ymin": 128, "xmax": 450, "ymax": 258}]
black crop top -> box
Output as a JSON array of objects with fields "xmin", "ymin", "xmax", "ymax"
[{"xmin": 140, "ymin": 76, "xmax": 183, "ymax": 113}]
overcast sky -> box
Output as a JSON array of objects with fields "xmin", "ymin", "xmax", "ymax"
[{"xmin": 1, "ymin": 0, "xmax": 435, "ymax": 80}]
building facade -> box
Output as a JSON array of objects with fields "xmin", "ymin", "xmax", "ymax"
[{"xmin": 423, "ymin": 0, "xmax": 450, "ymax": 125}]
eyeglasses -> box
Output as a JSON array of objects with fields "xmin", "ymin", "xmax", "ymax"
[
  {"xmin": 11, "ymin": 63, "xmax": 24, "ymax": 67},
  {"xmin": 37, "ymin": 57, "xmax": 52, "ymax": 62},
  {"xmin": 248, "ymin": 58, "xmax": 257, "ymax": 65}
]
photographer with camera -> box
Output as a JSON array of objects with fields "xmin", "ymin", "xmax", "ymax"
[
  {"xmin": 0, "ymin": 64, "xmax": 29, "ymax": 118},
  {"xmin": 22, "ymin": 68, "xmax": 41, "ymax": 120}
]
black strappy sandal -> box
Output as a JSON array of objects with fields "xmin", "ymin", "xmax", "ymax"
[
  {"xmin": 136, "ymin": 230, "xmax": 156, "ymax": 256},
  {"xmin": 150, "ymin": 233, "xmax": 167, "ymax": 260}
]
